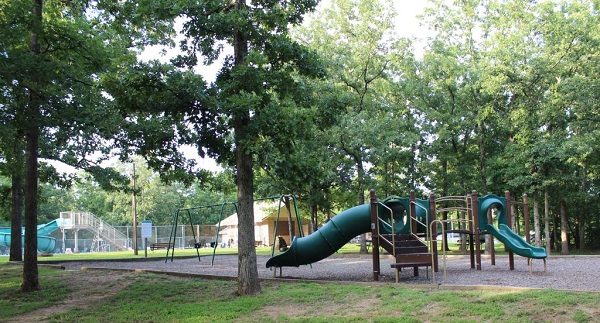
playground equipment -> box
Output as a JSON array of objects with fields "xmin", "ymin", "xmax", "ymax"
[
  {"xmin": 0, "ymin": 219, "xmax": 60, "ymax": 253},
  {"xmin": 1, "ymin": 213, "xmax": 133, "ymax": 254},
  {"xmin": 268, "ymin": 195, "xmax": 306, "ymax": 261},
  {"xmin": 265, "ymin": 194, "xmax": 431, "ymax": 269},
  {"xmin": 166, "ymin": 194, "xmax": 306, "ymax": 265},
  {"xmin": 266, "ymin": 203, "xmax": 371, "ymax": 268},
  {"xmin": 475, "ymin": 192, "xmax": 547, "ymax": 273},
  {"xmin": 58, "ymin": 212, "xmax": 131, "ymax": 252},
  {"xmin": 267, "ymin": 191, "xmax": 434, "ymax": 282},
  {"xmin": 266, "ymin": 189, "xmax": 547, "ymax": 282},
  {"xmin": 429, "ymin": 191, "xmax": 547, "ymax": 282},
  {"xmin": 166, "ymin": 201, "xmax": 237, "ymax": 264}
]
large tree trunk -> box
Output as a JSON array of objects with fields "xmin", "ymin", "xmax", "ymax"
[
  {"xmin": 22, "ymin": 0, "xmax": 43, "ymax": 293},
  {"xmin": 478, "ymin": 121, "xmax": 487, "ymax": 193},
  {"xmin": 10, "ymin": 173, "xmax": 23, "ymax": 262},
  {"xmin": 233, "ymin": 0, "xmax": 260, "ymax": 295},
  {"xmin": 310, "ymin": 203, "xmax": 317, "ymax": 233},
  {"xmin": 560, "ymin": 199, "xmax": 569, "ymax": 255},
  {"xmin": 544, "ymin": 188, "xmax": 551, "ymax": 254},
  {"xmin": 578, "ymin": 163, "xmax": 587, "ymax": 250},
  {"xmin": 578, "ymin": 217, "xmax": 585, "ymax": 250},
  {"xmin": 22, "ymin": 122, "xmax": 40, "ymax": 292},
  {"xmin": 533, "ymin": 190, "xmax": 541, "ymax": 247},
  {"xmin": 235, "ymin": 147, "xmax": 260, "ymax": 295},
  {"xmin": 357, "ymin": 158, "xmax": 367, "ymax": 254}
]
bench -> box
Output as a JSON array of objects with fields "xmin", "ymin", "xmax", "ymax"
[
  {"xmin": 150, "ymin": 242, "xmax": 173, "ymax": 251},
  {"xmin": 355, "ymin": 240, "xmax": 372, "ymax": 253},
  {"xmin": 255, "ymin": 241, "xmax": 264, "ymax": 247}
]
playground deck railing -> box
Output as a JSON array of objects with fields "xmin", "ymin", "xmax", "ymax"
[{"xmin": 59, "ymin": 211, "xmax": 131, "ymax": 251}]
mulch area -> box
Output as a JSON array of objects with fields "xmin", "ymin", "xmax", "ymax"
[{"xmin": 56, "ymin": 254, "xmax": 600, "ymax": 292}]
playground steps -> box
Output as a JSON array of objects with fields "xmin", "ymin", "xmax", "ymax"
[
  {"xmin": 59, "ymin": 212, "xmax": 131, "ymax": 251},
  {"xmin": 378, "ymin": 234, "xmax": 432, "ymax": 282}
]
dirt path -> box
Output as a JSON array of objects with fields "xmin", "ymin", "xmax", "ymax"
[{"xmin": 12, "ymin": 270, "xmax": 133, "ymax": 322}]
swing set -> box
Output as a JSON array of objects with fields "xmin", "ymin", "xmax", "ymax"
[{"xmin": 165, "ymin": 194, "xmax": 306, "ymax": 265}]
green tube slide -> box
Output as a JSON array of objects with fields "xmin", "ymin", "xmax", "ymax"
[
  {"xmin": 486, "ymin": 224, "xmax": 547, "ymax": 259},
  {"xmin": 266, "ymin": 204, "xmax": 372, "ymax": 268},
  {"xmin": 266, "ymin": 197, "xmax": 426, "ymax": 268},
  {"xmin": 478, "ymin": 194, "xmax": 507, "ymax": 229}
]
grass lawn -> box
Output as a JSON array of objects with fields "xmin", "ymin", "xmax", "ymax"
[
  {"xmin": 2, "ymin": 245, "xmax": 600, "ymax": 322},
  {"xmin": 1, "ymin": 261, "xmax": 599, "ymax": 322}
]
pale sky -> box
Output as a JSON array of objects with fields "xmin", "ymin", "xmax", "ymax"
[
  {"xmin": 49, "ymin": 1, "xmax": 430, "ymax": 175},
  {"xmin": 139, "ymin": 1, "xmax": 431, "ymax": 81}
]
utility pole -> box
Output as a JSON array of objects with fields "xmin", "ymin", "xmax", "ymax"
[{"xmin": 132, "ymin": 163, "xmax": 138, "ymax": 255}]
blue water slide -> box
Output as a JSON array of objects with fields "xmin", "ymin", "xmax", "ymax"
[{"xmin": 0, "ymin": 220, "xmax": 60, "ymax": 253}]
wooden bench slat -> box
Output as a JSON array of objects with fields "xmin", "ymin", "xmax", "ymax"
[
  {"xmin": 150, "ymin": 242, "xmax": 173, "ymax": 250},
  {"xmin": 390, "ymin": 262, "xmax": 432, "ymax": 268}
]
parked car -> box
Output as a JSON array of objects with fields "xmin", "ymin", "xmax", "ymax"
[
  {"xmin": 436, "ymin": 232, "xmax": 486, "ymax": 244},
  {"xmin": 436, "ymin": 232, "xmax": 461, "ymax": 244}
]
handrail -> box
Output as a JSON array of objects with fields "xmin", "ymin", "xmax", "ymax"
[
  {"xmin": 436, "ymin": 214, "xmax": 474, "ymax": 245},
  {"xmin": 430, "ymin": 219, "xmax": 447, "ymax": 283},
  {"xmin": 377, "ymin": 216, "xmax": 394, "ymax": 231},
  {"xmin": 436, "ymin": 206, "xmax": 470, "ymax": 213},
  {"xmin": 377, "ymin": 202, "xmax": 395, "ymax": 257},
  {"xmin": 59, "ymin": 211, "xmax": 131, "ymax": 250},
  {"xmin": 430, "ymin": 203, "xmax": 477, "ymax": 283},
  {"xmin": 410, "ymin": 201, "xmax": 429, "ymax": 243},
  {"xmin": 436, "ymin": 195, "xmax": 470, "ymax": 202}
]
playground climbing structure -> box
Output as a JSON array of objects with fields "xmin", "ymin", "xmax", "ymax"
[
  {"xmin": 369, "ymin": 191, "xmax": 434, "ymax": 283},
  {"xmin": 266, "ymin": 189, "xmax": 547, "ymax": 282},
  {"xmin": 0, "ymin": 212, "xmax": 130, "ymax": 253}
]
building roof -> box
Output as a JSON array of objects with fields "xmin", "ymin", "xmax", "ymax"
[{"xmin": 216, "ymin": 201, "xmax": 298, "ymax": 226}]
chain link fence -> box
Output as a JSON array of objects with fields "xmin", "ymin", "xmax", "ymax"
[{"xmin": 0, "ymin": 224, "xmax": 221, "ymax": 254}]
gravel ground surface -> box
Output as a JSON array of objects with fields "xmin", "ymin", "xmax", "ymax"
[{"xmin": 57, "ymin": 254, "xmax": 600, "ymax": 292}]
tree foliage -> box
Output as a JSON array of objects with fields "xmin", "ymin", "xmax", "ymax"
[{"xmin": 3, "ymin": 0, "xmax": 600, "ymax": 295}]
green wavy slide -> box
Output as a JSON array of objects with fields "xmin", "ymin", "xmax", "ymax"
[
  {"xmin": 266, "ymin": 204, "xmax": 373, "ymax": 268},
  {"xmin": 486, "ymin": 223, "xmax": 547, "ymax": 259}
]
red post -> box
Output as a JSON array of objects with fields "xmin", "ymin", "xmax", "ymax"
[
  {"xmin": 472, "ymin": 190, "xmax": 482, "ymax": 270},
  {"xmin": 429, "ymin": 193, "xmax": 438, "ymax": 272},
  {"xmin": 467, "ymin": 195, "xmax": 475, "ymax": 269},
  {"xmin": 369, "ymin": 190, "xmax": 380, "ymax": 281},
  {"xmin": 410, "ymin": 190, "xmax": 417, "ymax": 235}
]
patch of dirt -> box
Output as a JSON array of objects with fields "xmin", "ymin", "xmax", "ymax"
[
  {"xmin": 12, "ymin": 270, "xmax": 134, "ymax": 322},
  {"xmin": 245, "ymin": 303, "xmax": 309, "ymax": 321},
  {"xmin": 244, "ymin": 289, "xmax": 381, "ymax": 321}
]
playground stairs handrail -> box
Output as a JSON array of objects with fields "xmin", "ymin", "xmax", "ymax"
[
  {"xmin": 409, "ymin": 200, "xmax": 430, "ymax": 244},
  {"xmin": 377, "ymin": 202, "xmax": 396, "ymax": 257},
  {"xmin": 59, "ymin": 211, "xmax": 131, "ymax": 251}
]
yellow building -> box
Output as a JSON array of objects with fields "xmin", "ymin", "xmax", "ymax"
[{"xmin": 217, "ymin": 202, "xmax": 309, "ymax": 248}]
